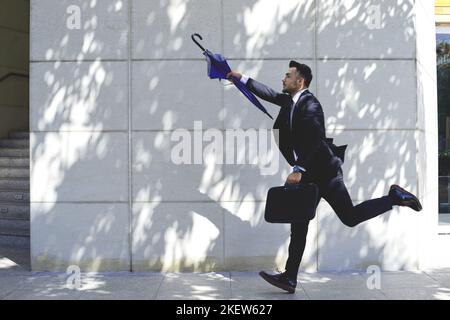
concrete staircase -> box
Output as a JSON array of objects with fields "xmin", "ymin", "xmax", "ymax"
[{"xmin": 0, "ymin": 131, "xmax": 30, "ymax": 249}]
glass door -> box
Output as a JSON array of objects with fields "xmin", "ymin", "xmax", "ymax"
[{"xmin": 437, "ymin": 25, "xmax": 450, "ymax": 225}]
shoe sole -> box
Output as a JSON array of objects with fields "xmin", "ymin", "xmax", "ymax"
[
  {"xmin": 259, "ymin": 271, "xmax": 296, "ymax": 294},
  {"xmin": 392, "ymin": 184, "xmax": 423, "ymax": 211}
]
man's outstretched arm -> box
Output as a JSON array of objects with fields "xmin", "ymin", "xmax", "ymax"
[{"xmin": 226, "ymin": 71, "xmax": 290, "ymax": 108}]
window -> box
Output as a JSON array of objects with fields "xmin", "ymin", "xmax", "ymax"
[
  {"xmin": 437, "ymin": 25, "xmax": 450, "ymax": 225},
  {"xmin": 436, "ymin": 1, "xmax": 450, "ymax": 225}
]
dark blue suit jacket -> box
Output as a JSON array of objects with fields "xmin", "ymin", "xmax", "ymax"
[{"xmin": 245, "ymin": 78, "xmax": 345, "ymax": 181}]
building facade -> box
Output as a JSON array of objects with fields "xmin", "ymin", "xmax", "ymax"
[{"xmin": 20, "ymin": 0, "xmax": 446, "ymax": 272}]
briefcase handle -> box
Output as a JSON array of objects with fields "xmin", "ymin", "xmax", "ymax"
[{"xmin": 284, "ymin": 182, "xmax": 303, "ymax": 190}]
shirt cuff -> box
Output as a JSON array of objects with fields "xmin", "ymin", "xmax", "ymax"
[
  {"xmin": 240, "ymin": 74, "xmax": 249, "ymax": 85},
  {"xmin": 293, "ymin": 165, "xmax": 306, "ymax": 173}
]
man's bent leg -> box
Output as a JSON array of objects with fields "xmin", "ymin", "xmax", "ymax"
[{"xmin": 323, "ymin": 173, "xmax": 394, "ymax": 227}]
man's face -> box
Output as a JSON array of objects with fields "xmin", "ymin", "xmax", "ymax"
[{"xmin": 282, "ymin": 67, "xmax": 303, "ymax": 95}]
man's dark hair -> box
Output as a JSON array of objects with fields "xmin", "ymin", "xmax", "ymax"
[{"xmin": 289, "ymin": 60, "xmax": 312, "ymax": 87}]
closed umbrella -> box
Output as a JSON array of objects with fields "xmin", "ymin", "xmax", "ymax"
[{"xmin": 191, "ymin": 33, "xmax": 273, "ymax": 119}]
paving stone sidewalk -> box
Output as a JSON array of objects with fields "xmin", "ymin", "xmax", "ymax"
[{"xmin": 1, "ymin": 263, "xmax": 450, "ymax": 300}]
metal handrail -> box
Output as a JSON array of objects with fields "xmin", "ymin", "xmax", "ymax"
[{"xmin": 0, "ymin": 72, "xmax": 29, "ymax": 83}]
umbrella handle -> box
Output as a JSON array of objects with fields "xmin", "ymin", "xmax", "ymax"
[{"xmin": 191, "ymin": 33, "xmax": 206, "ymax": 52}]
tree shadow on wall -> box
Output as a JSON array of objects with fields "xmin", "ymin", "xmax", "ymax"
[{"xmin": 29, "ymin": 0, "xmax": 426, "ymax": 288}]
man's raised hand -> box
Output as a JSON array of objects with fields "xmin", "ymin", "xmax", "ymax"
[{"xmin": 226, "ymin": 71, "xmax": 242, "ymax": 81}]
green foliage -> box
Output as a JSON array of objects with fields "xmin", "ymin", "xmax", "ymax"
[
  {"xmin": 437, "ymin": 41, "xmax": 450, "ymax": 56},
  {"xmin": 439, "ymin": 149, "xmax": 450, "ymax": 159}
]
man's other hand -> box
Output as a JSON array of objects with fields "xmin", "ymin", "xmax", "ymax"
[
  {"xmin": 286, "ymin": 172, "xmax": 302, "ymax": 185},
  {"xmin": 226, "ymin": 71, "xmax": 242, "ymax": 80}
]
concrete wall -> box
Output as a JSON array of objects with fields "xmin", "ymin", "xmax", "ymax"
[
  {"xmin": 0, "ymin": 0, "xmax": 29, "ymax": 139},
  {"xmin": 30, "ymin": 0, "xmax": 441, "ymax": 272}
]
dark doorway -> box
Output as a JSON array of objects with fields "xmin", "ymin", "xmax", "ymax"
[{"xmin": 0, "ymin": 0, "xmax": 30, "ymax": 271}]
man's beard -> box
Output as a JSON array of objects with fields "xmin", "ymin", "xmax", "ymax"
[{"xmin": 282, "ymin": 88, "xmax": 288, "ymax": 94}]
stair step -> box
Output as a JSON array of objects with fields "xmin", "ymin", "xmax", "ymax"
[
  {"xmin": 0, "ymin": 191, "xmax": 29, "ymax": 203},
  {"xmin": 0, "ymin": 157, "xmax": 29, "ymax": 167},
  {"xmin": 0, "ymin": 218, "xmax": 29, "ymax": 231},
  {"xmin": 8, "ymin": 132, "xmax": 29, "ymax": 139},
  {"xmin": 0, "ymin": 139, "xmax": 29, "ymax": 148},
  {"xmin": 0, "ymin": 202, "xmax": 29, "ymax": 218},
  {"xmin": 0, "ymin": 178, "xmax": 29, "ymax": 190},
  {"xmin": 2, "ymin": 203, "xmax": 29, "ymax": 213},
  {"xmin": 0, "ymin": 227, "xmax": 29, "ymax": 236},
  {"xmin": 0, "ymin": 148, "xmax": 29, "ymax": 157},
  {"xmin": 0, "ymin": 167, "xmax": 29, "ymax": 178},
  {"xmin": 0, "ymin": 227, "xmax": 30, "ymax": 248},
  {"xmin": 0, "ymin": 132, "xmax": 30, "ymax": 250}
]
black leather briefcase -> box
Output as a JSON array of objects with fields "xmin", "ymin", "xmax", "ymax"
[{"xmin": 264, "ymin": 183, "xmax": 319, "ymax": 223}]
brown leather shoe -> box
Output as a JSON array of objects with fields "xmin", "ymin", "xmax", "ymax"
[{"xmin": 259, "ymin": 271, "xmax": 297, "ymax": 294}]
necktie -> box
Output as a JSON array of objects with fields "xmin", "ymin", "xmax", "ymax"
[{"xmin": 289, "ymin": 99, "xmax": 296, "ymax": 130}]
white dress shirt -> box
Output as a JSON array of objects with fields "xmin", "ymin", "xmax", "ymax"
[{"xmin": 290, "ymin": 89, "xmax": 307, "ymax": 166}]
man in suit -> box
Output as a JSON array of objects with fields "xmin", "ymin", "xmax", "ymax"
[{"xmin": 226, "ymin": 61, "xmax": 422, "ymax": 294}]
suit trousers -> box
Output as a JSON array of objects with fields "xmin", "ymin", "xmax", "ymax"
[{"xmin": 284, "ymin": 168, "xmax": 394, "ymax": 279}]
